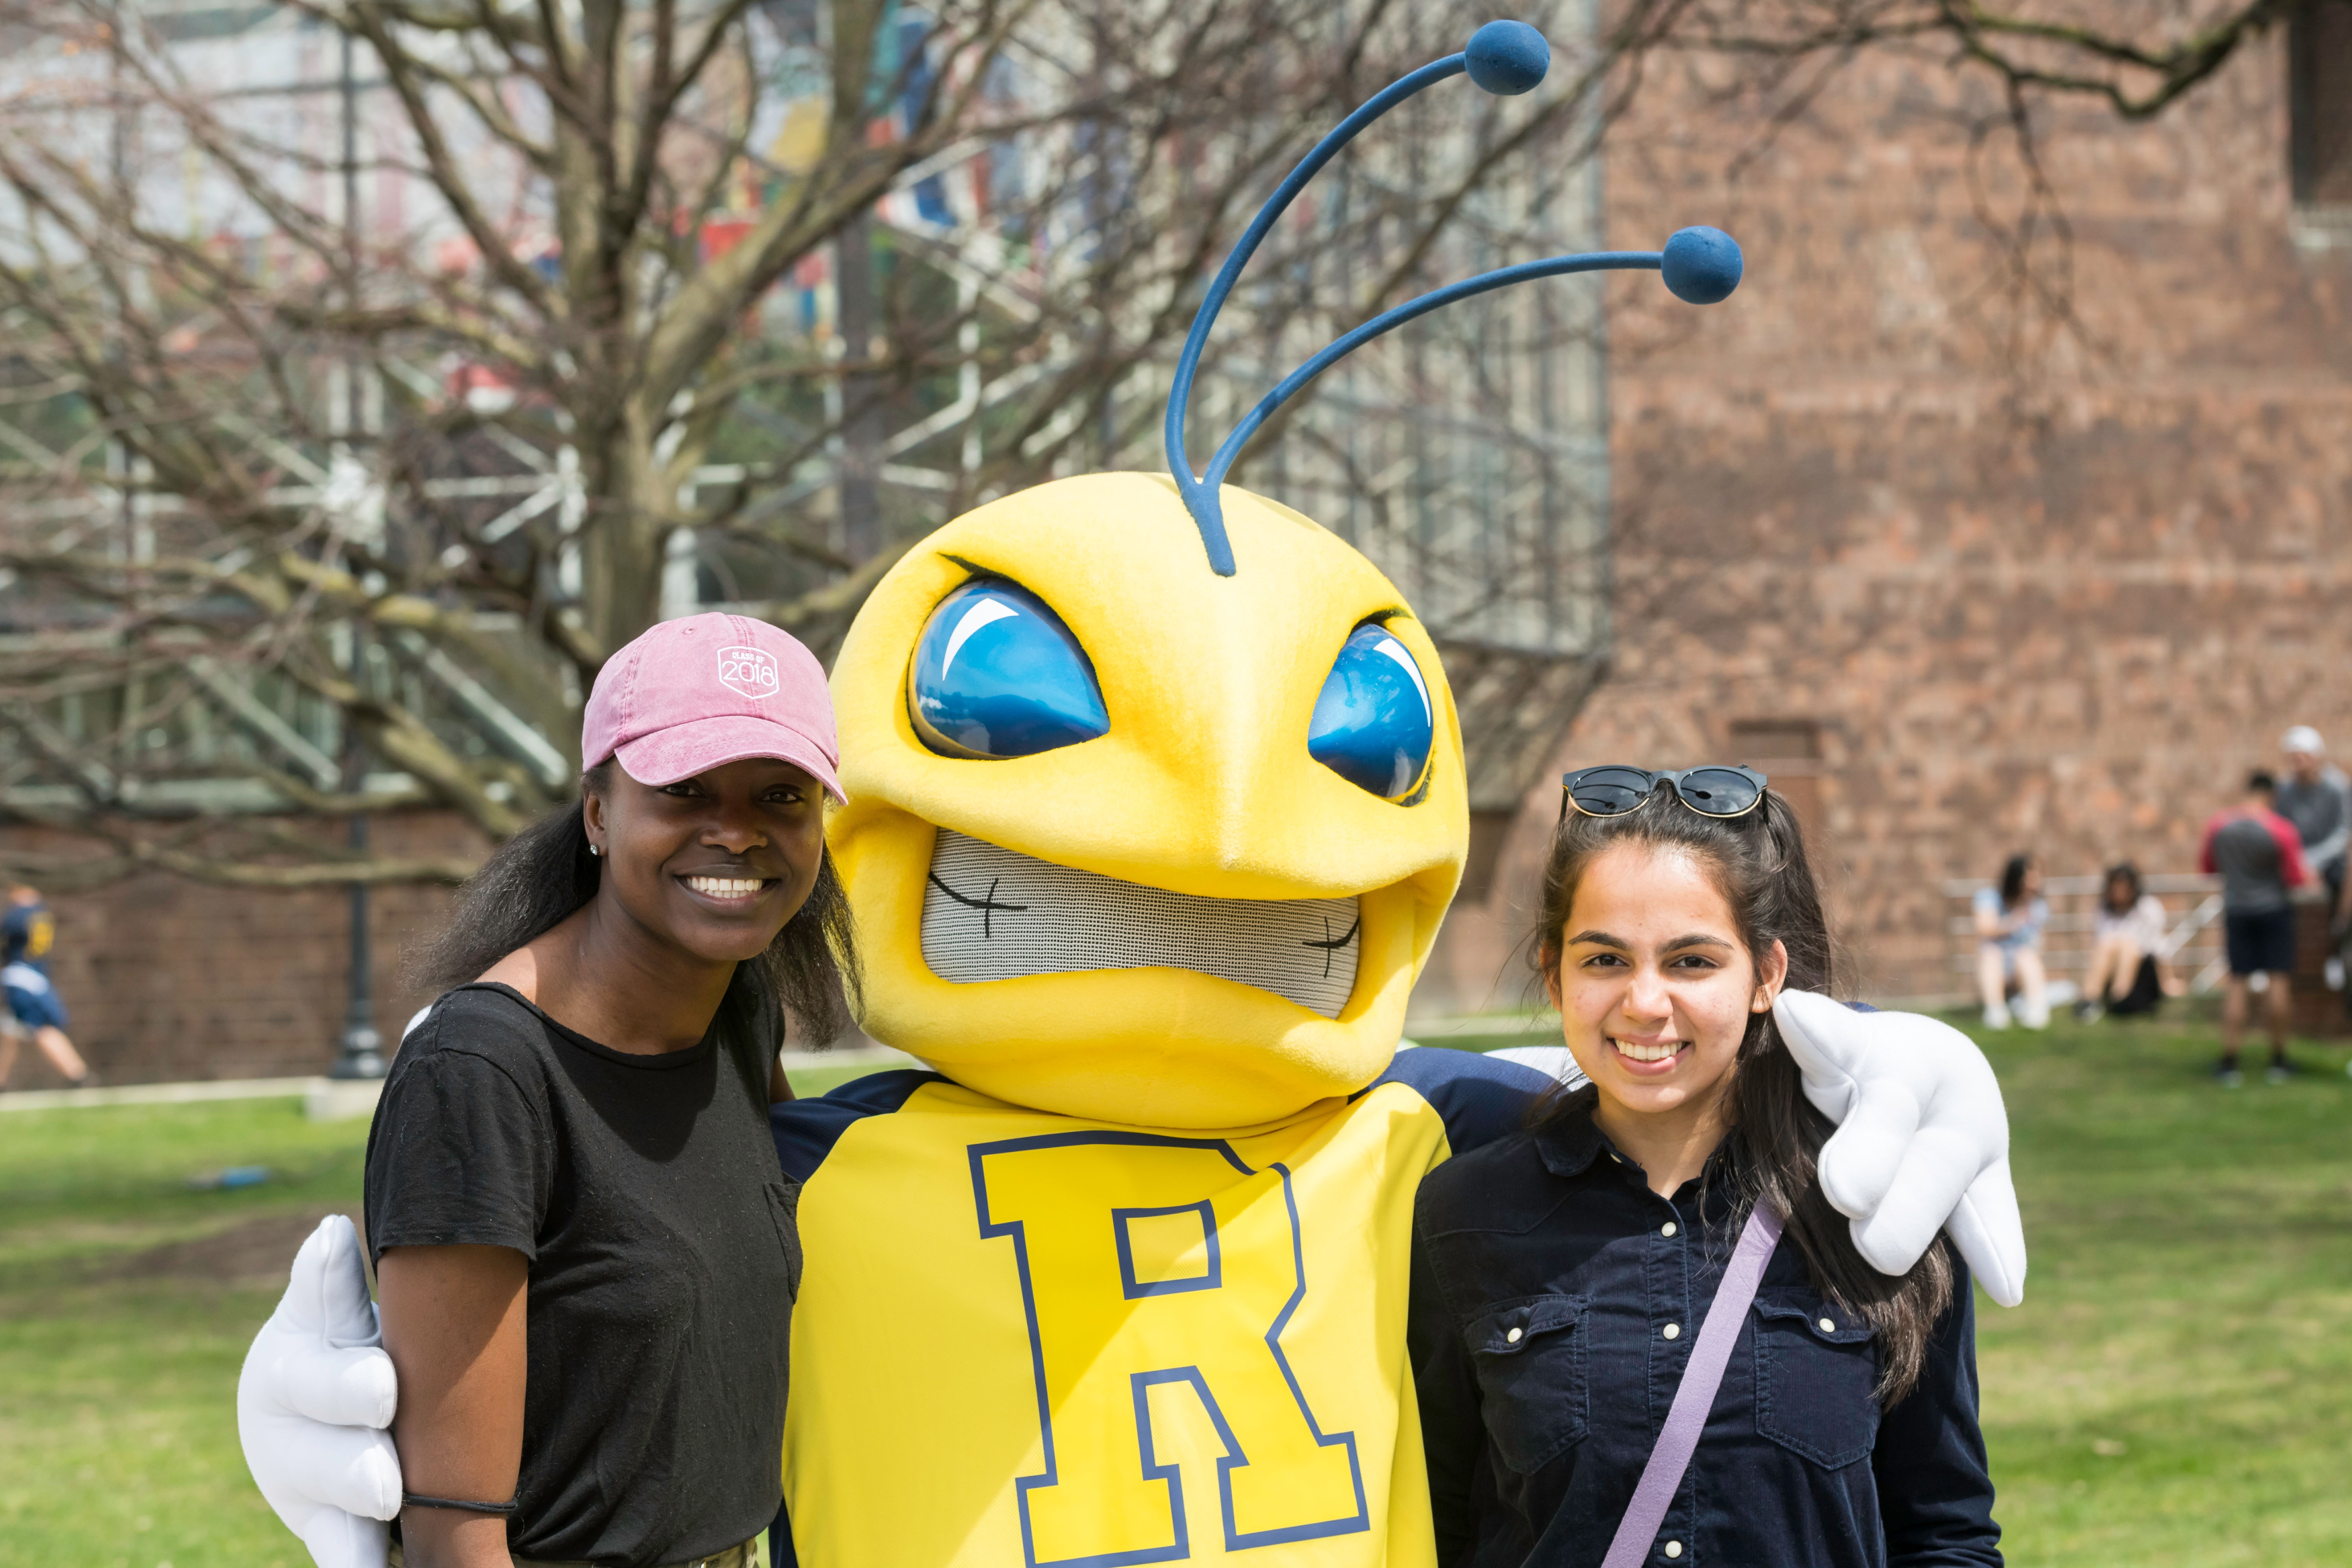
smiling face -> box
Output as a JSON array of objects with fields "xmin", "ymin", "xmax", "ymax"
[
  {"xmin": 586, "ymin": 757, "xmax": 828, "ymax": 963},
  {"xmin": 1546, "ymin": 841, "xmax": 1786, "ymax": 1122},
  {"xmin": 827, "ymin": 472, "xmax": 1467, "ymax": 1128}
]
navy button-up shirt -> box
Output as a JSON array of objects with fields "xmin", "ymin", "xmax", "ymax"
[{"xmin": 1408, "ymin": 1093, "xmax": 2001, "ymax": 1567}]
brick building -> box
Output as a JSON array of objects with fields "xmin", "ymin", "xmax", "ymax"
[
  {"xmin": 8, "ymin": 17, "xmax": 2347, "ymax": 1083},
  {"xmin": 0, "ymin": 814, "xmax": 487, "ymax": 1084},
  {"xmin": 1429, "ymin": 18, "xmax": 2352, "ymax": 1010}
]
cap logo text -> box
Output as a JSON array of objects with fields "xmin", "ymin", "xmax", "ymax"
[{"xmin": 716, "ymin": 645, "xmax": 781, "ymax": 700}]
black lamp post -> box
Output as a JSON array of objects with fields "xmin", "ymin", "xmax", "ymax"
[
  {"xmin": 329, "ymin": 624, "xmax": 386, "ymax": 1082},
  {"xmin": 328, "ymin": 819, "xmax": 385, "ymax": 1078},
  {"xmin": 326, "ymin": 28, "xmax": 383, "ymax": 1083}
]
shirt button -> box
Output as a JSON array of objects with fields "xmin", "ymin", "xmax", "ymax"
[
  {"xmin": 1506, "ymin": 1327, "xmax": 1523, "ymax": 1344},
  {"xmin": 1665, "ymin": 1543, "xmax": 1684, "ymax": 1559},
  {"xmin": 1662, "ymin": 1323, "xmax": 1680, "ymax": 1340},
  {"xmin": 1661, "ymin": 1221, "xmax": 1678, "ymax": 1237},
  {"xmin": 1819, "ymin": 1317, "xmax": 1837, "ymax": 1333}
]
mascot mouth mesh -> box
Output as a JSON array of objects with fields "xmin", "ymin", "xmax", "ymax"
[{"xmin": 920, "ymin": 829, "xmax": 1362, "ymax": 1016}]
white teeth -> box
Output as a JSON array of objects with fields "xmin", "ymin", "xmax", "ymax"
[
  {"xmin": 1612, "ymin": 1038, "xmax": 1685, "ymax": 1063},
  {"xmin": 686, "ymin": 876, "xmax": 766, "ymax": 898}
]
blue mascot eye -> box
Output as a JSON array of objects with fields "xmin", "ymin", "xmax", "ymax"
[
  {"xmin": 909, "ymin": 579, "xmax": 1109, "ymax": 760},
  {"xmin": 1307, "ymin": 623, "xmax": 1434, "ymax": 801}
]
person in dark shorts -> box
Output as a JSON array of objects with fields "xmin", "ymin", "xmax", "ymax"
[
  {"xmin": 368, "ymin": 615, "xmax": 857, "ymax": 1568},
  {"xmin": 0, "ymin": 883, "xmax": 92, "ymax": 1089},
  {"xmin": 2198, "ymin": 771, "xmax": 2308, "ymax": 1086}
]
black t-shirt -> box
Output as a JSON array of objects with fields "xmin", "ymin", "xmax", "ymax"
[{"xmin": 364, "ymin": 983, "xmax": 799, "ymax": 1566}]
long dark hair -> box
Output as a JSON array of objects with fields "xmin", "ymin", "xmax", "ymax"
[
  {"xmin": 2102, "ymin": 862, "xmax": 2142, "ymax": 915},
  {"xmin": 411, "ymin": 762, "xmax": 861, "ymax": 1057},
  {"xmin": 1530, "ymin": 792, "xmax": 1953, "ymax": 1404},
  {"xmin": 1998, "ymin": 853, "xmax": 2034, "ymax": 909}
]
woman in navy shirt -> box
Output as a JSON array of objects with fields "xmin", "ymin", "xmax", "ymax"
[{"xmin": 1409, "ymin": 770, "xmax": 2000, "ymax": 1567}]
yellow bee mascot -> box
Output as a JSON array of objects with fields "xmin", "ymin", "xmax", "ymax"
[{"xmin": 239, "ymin": 21, "xmax": 2024, "ymax": 1568}]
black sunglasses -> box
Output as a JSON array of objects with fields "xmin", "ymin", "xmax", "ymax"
[{"xmin": 1560, "ymin": 764, "xmax": 1769, "ymax": 822}]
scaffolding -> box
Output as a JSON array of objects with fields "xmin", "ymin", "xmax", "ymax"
[{"xmin": 0, "ymin": 0, "xmax": 1614, "ymax": 821}]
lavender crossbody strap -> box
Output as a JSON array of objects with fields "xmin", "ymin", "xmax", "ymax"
[{"xmin": 1598, "ymin": 1201, "xmax": 1787, "ymax": 1568}]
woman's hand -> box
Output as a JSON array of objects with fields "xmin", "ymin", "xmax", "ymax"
[{"xmin": 378, "ymin": 1245, "xmax": 528, "ymax": 1568}]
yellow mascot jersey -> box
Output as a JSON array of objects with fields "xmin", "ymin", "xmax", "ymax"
[{"xmin": 770, "ymin": 1047, "xmax": 1550, "ymax": 1567}]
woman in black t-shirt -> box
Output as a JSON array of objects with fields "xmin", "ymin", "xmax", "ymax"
[{"xmin": 368, "ymin": 614, "xmax": 857, "ymax": 1568}]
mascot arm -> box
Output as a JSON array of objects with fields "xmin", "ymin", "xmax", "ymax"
[
  {"xmin": 769, "ymin": 1067, "xmax": 946, "ymax": 1181},
  {"xmin": 765, "ymin": 1069, "xmax": 948, "ymax": 1568},
  {"xmin": 238, "ymin": 1215, "xmax": 403, "ymax": 1568},
  {"xmin": 1419, "ymin": 999, "xmax": 2027, "ymax": 1307},
  {"xmin": 1774, "ymin": 990, "xmax": 2027, "ymax": 1307},
  {"xmin": 1366, "ymin": 1044, "xmax": 1559, "ymax": 1155}
]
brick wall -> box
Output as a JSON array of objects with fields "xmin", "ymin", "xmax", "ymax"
[
  {"xmin": 0, "ymin": 812, "xmax": 487, "ymax": 1086},
  {"xmin": 1429, "ymin": 28, "xmax": 2352, "ymax": 1010}
]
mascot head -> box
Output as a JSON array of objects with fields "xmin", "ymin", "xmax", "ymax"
[{"xmin": 827, "ymin": 21, "xmax": 1741, "ymax": 1128}]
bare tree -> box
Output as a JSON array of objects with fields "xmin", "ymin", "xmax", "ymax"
[
  {"xmin": 1680, "ymin": 0, "xmax": 2312, "ymax": 121},
  {"xmin": 0, "ymin": 0, "xmax": 2313, "ymax": 887}
]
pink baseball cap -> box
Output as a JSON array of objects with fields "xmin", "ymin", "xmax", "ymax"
[{"xmin": 581, "ymin": 613, "xmax": 843, "ymax": 801}]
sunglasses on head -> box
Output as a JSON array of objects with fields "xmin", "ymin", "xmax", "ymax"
[{"xmin": 1559, "ymin": 764, "xmax": 1769, "ymax": 822}]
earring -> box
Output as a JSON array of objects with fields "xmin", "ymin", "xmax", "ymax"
[{"xmin": 588, "ymin": 843, "xmax": 602, "ymax": 858}]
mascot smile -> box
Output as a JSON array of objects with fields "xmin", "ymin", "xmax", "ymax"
[{"xmin": 237, "ymin": 20, "xmax": 2024, "ymax": 1568}]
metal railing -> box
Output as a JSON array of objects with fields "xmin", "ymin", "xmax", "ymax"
[{"xmin": 1944, "ymin": 873, "xmax": 2227, "ymax": 994}]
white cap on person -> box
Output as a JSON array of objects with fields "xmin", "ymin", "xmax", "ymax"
[{"xmin": 2283, "ymin": 725, "xmax": 2325, "ymax": 758}]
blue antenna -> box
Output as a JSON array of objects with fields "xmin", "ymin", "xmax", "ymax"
[{"xmin": 1164, "ymin": 19, "xmax": 1743, "ymax": 576}]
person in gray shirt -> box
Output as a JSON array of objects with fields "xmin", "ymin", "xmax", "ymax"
[
  {"xmin": 2200, "ymin": 772, "xmax": 2311, "ymax": 1084},
  {"xmin": 2274, "ymin": 725, "xmax": 2351, "ymax": 994}
]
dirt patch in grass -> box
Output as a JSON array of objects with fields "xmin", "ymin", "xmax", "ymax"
[{"xmin": 101, "ymin": 1208, "xmax": 359, "ymax": 1286}]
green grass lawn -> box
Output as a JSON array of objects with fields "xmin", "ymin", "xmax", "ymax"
[
  {"xmin": 0, "ymin": 1098, "xmax": 376, "ymax": 1568},
  {"xmin": 1971, "ymin": 1017, "xmax": 2352, "ymax": 1565},
  {"xmin": 1, "ymin": 1025, "xmax": 2345, "ymax": 1566}
]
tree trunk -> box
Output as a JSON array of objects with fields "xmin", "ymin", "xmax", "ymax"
[
  {"xmin": 578, "ymin": 415, "xmax": 671, "ymax": 660},
  {"xmin": 834, "ymin": 209, "xmax": 884, "ymax": 562}
]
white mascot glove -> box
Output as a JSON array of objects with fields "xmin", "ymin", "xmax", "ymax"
[
  {"xmin": 1775, "ymin": 990, "xmax": 2027, "ymax": 1307},
  {"xmin": 1486, "ymin": 995, "xmax": 2025, "ymax": 1306},
  {"xmin": 238, "ymin": 1214, "xmax": 403, "ymax": 1568}
]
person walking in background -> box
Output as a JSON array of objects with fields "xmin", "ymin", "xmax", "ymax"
[
  {"xmin": 0, "ymin": 883, "xmax": 92, "ymax": 1090},
  {"xmin": 2199, "ymin": 772, "xmax": 2308, "ymax": 1086},
  {"xmin": 2272, "ymin": 726, "xmax": 2351, "ymax": 993},
  {"xmin": 1973, "ymin": 852, "xmax": 2050, "ymax": 1030},
  {"xmin": 2079, "ymin": 863, "xmax": 2179, "ymax": 1021}
]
